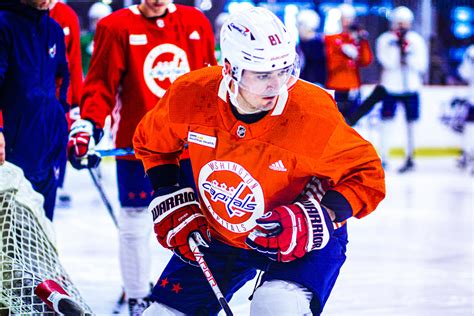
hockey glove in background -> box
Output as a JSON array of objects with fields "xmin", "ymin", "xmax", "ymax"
[
  {"xmin": 67, "ymin": 119, "xmax": 102, "ymax": 170},
  {"xmin": 246, "ymin": 199, "xmax": 334, "ymax": 262},
  {"xmin": 148, "ymin": 187, "xmax": 210, "ymax": 265}
]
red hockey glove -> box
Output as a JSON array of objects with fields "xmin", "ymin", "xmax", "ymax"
[
  {"xmin": 148, "ymin": 187, "xmax": 210, "ymax": 265},
  {"xmin": 246, "ymin": 199, "xmax": 334, "ymax": 262},
  {"xmin": 67, "ymin": 119, "xmax": 101, "ymax": 170}
]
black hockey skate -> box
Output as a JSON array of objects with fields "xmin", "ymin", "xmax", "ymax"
[
  {"xmin": 128, "ymin": 297, "xmax": 151, "ymax": 316},
  {"xmin": 398, "ymin": 158, "xmax": 414, "ymax": 173}
]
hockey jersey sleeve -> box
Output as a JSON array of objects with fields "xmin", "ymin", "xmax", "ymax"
[
  {"xmin": 80, "ymin": 21, "xmax": 127, "ymax": 128},
  {"xmin": 357, "ymin": 39, "xmax": 372, "ymax": 67},
  {"xmin": 314, "ymin": 121, "xmax": 385, "ymax": 219},
  {"xmin": 55, "ymin": 30, "xmax": 70, "ymax": 110},
  {"xmin": 404, "ymin": 32, "xmax": 428, "ymax": 74},
  {"xmin": 65, "ymin": 8, "xmax": 83, "ymax": 107},
  {"xmin": 133, "ymin": 85, "xmax": 189, "ymax": 170},
  {"xmin": 376, "ymin": 33, "xmax": 399, "ymax": 70}
]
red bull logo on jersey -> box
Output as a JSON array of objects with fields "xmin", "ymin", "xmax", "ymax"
[
  {"xmin": 143, "ymin": 43, "xmax": 190, "ymax": 98},
  {"xmin": 199, "ymin": 160, "xmax": 264, "ymax": 233}
]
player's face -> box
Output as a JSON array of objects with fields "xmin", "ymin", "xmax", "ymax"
[
  {"xmin": 22, "ymin": 0, "xmax": 54, "ymax": 10},
  {"xmin": 141, "ymin": 0, "xmax": 172, "ymax": 16},
  {"xmin": 235, "ymin": 68, "xmax": 292, "ymax": 113}
]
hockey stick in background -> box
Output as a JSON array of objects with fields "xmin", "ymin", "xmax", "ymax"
[
  {"xmin": 189, "ymin": 233, "xmax": 233, "ymax": 316},
  {"xmin": 88, "ymin": 167, "xmax": 118, "ymax": 228},
  {"xmin": 87, "ymin": 167, "xmax": 127, "ymax": 313},
  {"xmin": 97, "ymin": 147, "xmax": 134, "ymax": 157}
]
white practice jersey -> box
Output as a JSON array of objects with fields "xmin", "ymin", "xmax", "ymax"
[{"xmin": 376, "ymin": 30, "xmax": 428, "ymax": 94}]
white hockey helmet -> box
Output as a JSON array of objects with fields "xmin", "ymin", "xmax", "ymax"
[
  {"xmin": 220, "ymin": 7, "xmax": 299, "ymax": 109},
  {"xmin": 296, "ymin": 9, "xmax": 320, "ymax": 34},
  {"xmin": 88, "ymin": 2, "xmax": 112, "ymax": 20},
  {"xmin": 338, "ymin": 3, "xmax": 356, "ymax": 20},
  {"xmin": 390, "ymin": 6, "xmax": 414, "ymax": 25}
]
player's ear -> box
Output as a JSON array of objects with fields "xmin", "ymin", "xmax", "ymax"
[{"xmin": 223, "ymin": 60, "xmax": 231, "ymax": 75}]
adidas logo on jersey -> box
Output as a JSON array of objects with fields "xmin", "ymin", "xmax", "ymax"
[
  {"xmin": 269, "ymin": 160, "xmax": 287, "ymax": 172},
  {"xmin": 189, "ymin": 30, "xmax": 201, "ymax": 40}
]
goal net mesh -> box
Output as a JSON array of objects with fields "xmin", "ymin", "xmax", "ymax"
[{"xmin": 0, "ymin": 162, "xmax": 92, "ymax": 314}]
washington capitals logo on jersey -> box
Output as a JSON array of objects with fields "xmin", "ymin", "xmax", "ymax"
[
  {"xmin": 48, "ymin": 44, "xmax": 56, "ymax": 58},
  {"xmin": 143, "ymin": 44, "xmax": 190, "ymax": 98},
  {"xmin": 229, "ymin": 23, "xmax": 255, "ymax": 40},
  {"xmin": 199, "ymin": 160, "xmax": 264, "ymax": 233},
  {"xmin": 202, "ymin": 180, "xmax": 256, "ymax": 218}
]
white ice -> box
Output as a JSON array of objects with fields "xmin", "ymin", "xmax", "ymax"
[{"xmin": 53, "ymin": 157, "xmax": 473, "ymax": 316}]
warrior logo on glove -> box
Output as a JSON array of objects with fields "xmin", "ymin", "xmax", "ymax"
[
  {"xmin": 246, "ymin": 199, "xmax": 334, "ymax": 262},
  {"xmin": 148, "ymin": 187, "xmax": 211, "ymax": 265}
]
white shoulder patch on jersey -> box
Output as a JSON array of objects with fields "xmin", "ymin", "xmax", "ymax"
[
  {"xmin": 129, "ymin": 34, "xmax": 148, "ymax": 45},
  {"xmin": 188, "ymin": 132, "xmax": 216, "ymax": 148},
  {"xmin": 63, "ymin": 27, "xmax": 70, "ymax": 36},
  {"xmin": 189, "ymin": 30, "xmax": 201, "ymax": 40}
]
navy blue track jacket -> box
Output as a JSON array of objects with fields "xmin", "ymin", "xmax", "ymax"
[{"xmin": 0, "ymin": 0, "xmax": 69, "ymax": 177}]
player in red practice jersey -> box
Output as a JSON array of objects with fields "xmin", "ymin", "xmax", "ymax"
[
  {"xmin": 133, "ymin": 7, "xmax": 385, "ymax": 316},
  {"xmin": 325, "ymin": 3, "xmax": 372, "ymax": 119},
  {"xmin": 67, "ymin": 0, "xmax": 216, "ymax": 314},
  {"xmin": 50, "ymin": 0, "xmax": 83, "ymax": 108},
  {"xmin": 50, "ymin": 0, "xmax": 84, "ymax": 206}
]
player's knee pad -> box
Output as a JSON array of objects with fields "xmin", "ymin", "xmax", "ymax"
[
  {"xmin": 250, "ymin": 280, "xmax": 313, "ymax": 316},
  {"xmin": 118, "ymin": 207, "xmax": 152, "ymax": 239},
  {"xmin": 143, "ymin": 302, "xmax": 186, "ymax": 316}
]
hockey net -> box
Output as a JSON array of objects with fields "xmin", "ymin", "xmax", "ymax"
[{"xmin": 0, "ymin": 162, "xmax": 93, "ymax": 315}]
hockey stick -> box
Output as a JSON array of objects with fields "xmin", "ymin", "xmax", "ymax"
[
  {"xmin": 87, "ymin": 167, "xmax": 128, "ymax": 313},
  {"xmin": 188, "ymin": 233, "xmax": 233, "ymax": 316},
  {"xmin": 97, "ymin": 148, "xmax": 134, "ymax": 157},
  {"xmin": 96, "ymin": 143, "xmax": 190, "ymax": 158},
  {"xmin": 88, "ymin": 168, "xmax": 118, "ymax": 228}
]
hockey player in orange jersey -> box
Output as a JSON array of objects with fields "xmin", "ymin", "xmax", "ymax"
[
  {"xmin": 325, "ymin": 4, "xmax": 372, "ymax": 119},
  {"xmin": 134, "ymin": 7, "xmax": 385, "ymax": 316}
]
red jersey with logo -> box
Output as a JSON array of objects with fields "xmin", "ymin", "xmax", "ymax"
[
  {"xmin": 134, "ymin": 66, "xmax": 385, "ymax": 249},
  {"xmin": 81, "ymin": 4, "xmax": 216, "ymax": 155},
  {"xmin": 325, "ymin": 32, "xmax": 372, "ymax": 90},
  {"xmin": 50, "ymin": 1, "xmax": 83, "ymax": 107}
]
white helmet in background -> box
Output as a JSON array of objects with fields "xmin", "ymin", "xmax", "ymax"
[
  {"xmin": 296, "ymin": 9, "xmax": 320, "ymax": 35},
  {"xmin": 220, "ymin": 7, "xmax": 299, "ymax": 112},
  {"xmin": 390, "ymin": 6, "xmax": 414, "ymax": 25},
  {"xmin": 338, "ymin": 3, "xmax": 356, "ymax": 20},
  {"xmin": 88, "ymin": 2, "xmax": 112, "ymax": 20}
]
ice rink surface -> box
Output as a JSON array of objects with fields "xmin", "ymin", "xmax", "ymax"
[{"xmin": 53, "ymin": 157, "xmax": 473, "ymax": 316}]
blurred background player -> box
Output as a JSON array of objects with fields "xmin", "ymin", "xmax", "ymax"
[
  {"xmin": 133, "ymin": 7, "xmax": 385, "ymax": 316},
  {"xmin": 325, "ymin": 3, "xmax": 372, "ymax": 119},
  {"xmin": 67, "ymin": 0, "xmax": 217, "ymax": 314},
  {"xmin": 296, "ymin": 8, "xmax": 326, "ymax": 87},
  {"xmin": 457, "ymin": 44, "xmax": 474, "ymax": 172},
  {"xmin": 0, "ymin": 0, "xmax": 69, "ymax": 220},
  {"xmin": 81, "ymin": 1, "xmax": 112, "ymax": 75},
  {"xmin": 50, "ymin": 0, "xmax": 84, "ymax": 206},
  {"xmin": 376, "ymin": 6, "xmax": 428, "ymax": 172}
]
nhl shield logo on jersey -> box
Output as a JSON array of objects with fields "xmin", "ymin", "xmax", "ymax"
[
  {"xmin": 199, "ymin": 160, "xmax": 264, "ymax": 233},
  {"xmin": 143, "ymin": 44, "xmax": 190, "ymax": 97}
]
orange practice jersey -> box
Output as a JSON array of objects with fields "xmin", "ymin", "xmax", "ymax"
[
  {"xmin": 134, "ymin": 66, "xmax": 385, "ymax": 249},
  {"xmin": 325, "ymin": 33, "xmax": 372, "ymax": 90}
]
